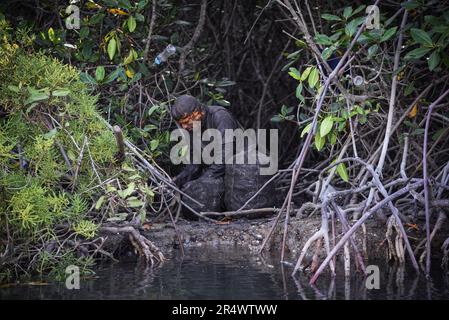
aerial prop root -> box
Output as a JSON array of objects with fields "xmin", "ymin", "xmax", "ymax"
[{"xmin": 100, "ymin": 226, "xmax": 165, "ymax": 264}]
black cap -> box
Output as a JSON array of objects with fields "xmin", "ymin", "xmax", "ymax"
[{"xmin": 171, "ymin": 95, "xmax": 203, "ymax": 120}]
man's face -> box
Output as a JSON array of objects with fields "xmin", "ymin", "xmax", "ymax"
[{"xmin": 177, "ymin": 110, "xmax": 204, "ymax": 131}]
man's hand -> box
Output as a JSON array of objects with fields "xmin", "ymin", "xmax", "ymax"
[
  {"xmin": 172, "ymin": 174, "xmax": 186, "ymax": 188},
  {"xmin": 172, "ymin": 164, "xmax": 202, "ymax": 188},
  {"xmin": 172, "ymin": 175, "xmax": 180, "ymax": 187}
]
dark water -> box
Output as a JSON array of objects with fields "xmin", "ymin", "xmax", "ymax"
[{"xmin": 1, "ymin": 245, "xmax": 449, "ymax": 300}]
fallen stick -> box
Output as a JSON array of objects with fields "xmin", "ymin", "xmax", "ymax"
[
  {"xmin": 201, "ymin": 207, "xmax": 278, "ymax": 217},
  {"xmin": 113, "ymin": 125, "xmax": 126, "ymax": 163}
]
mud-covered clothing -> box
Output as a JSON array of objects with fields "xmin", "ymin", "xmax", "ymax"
[{"xmin": 174, "ymin": 105, "xmax": 237, "ymax": 188}]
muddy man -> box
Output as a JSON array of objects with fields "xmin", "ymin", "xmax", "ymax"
[{"xmin": 170, "ymin": 94, "xmax": 237, "ymax": 188}]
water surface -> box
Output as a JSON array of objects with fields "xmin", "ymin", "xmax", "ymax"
[{"xmin": 1, "ymin": 245, "xmax": 449, "ymax": 300}]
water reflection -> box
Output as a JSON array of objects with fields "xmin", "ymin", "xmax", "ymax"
[{"xmin": 1, "ymin": 245, "xmax": 448, "ymax": 300}]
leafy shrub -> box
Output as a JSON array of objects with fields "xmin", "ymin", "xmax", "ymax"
[{"xmin": 0, "ymin": 26, "xmax": 153, "ymax": 279}]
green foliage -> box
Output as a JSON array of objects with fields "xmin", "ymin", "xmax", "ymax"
[
  {"xmin": 65, "ymin": 194, "xmax": 89, "ymax": 221},
  {"xmin": 37, "ymin": 250, "xmax": 95, "ymax": 281},
  {"xmin": 320, "ymin": 116, "xmax": 334, "ymax": 138},
  {"xmin": 8, "ymin": 183, "xmax": 68, "ymax": 235},
  {"xmin": 7, "ymin": 0, "xmax": 234, "ymax": 161},
  {"xmin": 0, "ymin": 30, "xmax": 148, "ymax": 279},
  {"xmin": 24, "ymin": 134, "xmax": 61, "ymax": 184},
  {"xmin": 271, "ymin": 105, "xmax": 294, "ymax": 123},
  {"xmin": 89, "ymin": 130, "xmax": 117, "ymax": 164},
  {"xmin": 73, "ymin": 220, "xmax": 98, "ymax": 239},
  {"xmin": 281, "ymin": 3, "xmax": 448, "ymax": 159},
  {"xmin": 0, "ymin": 52, "xmax": 83, "ymax": 112},
  {"xmin": 336, "ymin": 162, "xmax": 349, "ymax": 182},
  {"xmin": 404, "ymin": 18, "xmax": 449, "ymax": 71}
]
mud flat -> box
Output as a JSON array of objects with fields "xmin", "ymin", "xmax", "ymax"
[{"xmin": 142, "ymin": 216, "xmax": 389, "ymax": 262}]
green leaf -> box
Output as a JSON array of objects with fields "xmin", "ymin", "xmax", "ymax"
[
  {"xmin": 119, "ymin": 182, "xmax": 135, "ymax": 198},
  {"xmin": 308, "ymin": 67, "xmax": 319, "ymax": 88},
  {"xmin": 295, "ymin": 83, "xmax": 303, "ymax": 99},
  {"xmin": 380, "ymin": 27, "xmax": 397, "ymax": 42},
  {"xmin": 368, "ymin": 28, "xmax": 383, "ymax": 40},
  {"xmin": 48, "ymin": 27, "xmax": 55, "ymax": 42},
  {"xmin": 95, "ymin": 66, "xmax": 105, "ymax": 82},
  {"xmin": 288, "ymin": 67, "xmax": 301, "ymax": 80},
  {"xmin": 330, "ymin": 31, "xmax": 342, "ymax": 41},
  {"xmin": 315, "ymin": 33, "xmax": 333, "ymax": 45},
  {"xmin": 343, "ymin": 7, "xmax": 353, "ymax": 19},
  {"xmin": 329, "ymin": 132, "xmax": 337, "ymax": 145},
  {"xmin": 148, "ymin": 105, "xmax": 160, "ymax": 117},
  {"xmin": 122, "ymin": 163, "xmax": 136, "ymax": 172},
  {"xmin": 26, "ymin": 103, "xmax": 38, "ymax": 113},
  {"xmin": 80, "ymin": 71, "xmax": 97, "ymax": 85},
  {"xmin": 402, "ymin": 1, "xmax": 421, "ymax": 10},
  {"xmin": 352, "ymin": 5, "xmax": 366, "ymax": 15},
  {"xmin": 135, "ymin": 13, "xmax": 145, "ymax": 22},
  {"xmin": 150, "ymin": 139, "xmax": 159, "ymax": 151},
  {"xmin": 107, "ymin": 38, "xmax": 117, "ymax": 60},
  {"xmin": 118, "ymin": 0, "xmax": 132, "ymax": 9},
  {"xmin": 103, "ymin": 67, "xmax": 125, "ymax": 84},
  {"xmin": 52, "ymin": 89, "xmax": 70, "ymax": 97},
  {"xmin": 428, "ymin": 51, "xmax": 440, "ymax": 71},
  {"xmin": 80, "ymin": 27, "xmax": 90, "ymax": 39},
  {"xmin": 281, "ymin": 105, "xmax": 288, "ymax": 115},
  {"xmin": 320, "ymin": 116, "xmax": 334, "ymax": 137},
  {"xmin": 405, "ymin": 47, "xmax": 431, "ymax": 60},
  {"xmin": 95, "ymin": 196, "xmax": 105, "ymax": 210},
  {"xmin": 322, "ymin": 47, "xmax": 336, "ymax": 60},
  {"xmin": 127, "ymin": 16, "xmax": 137, "ymax": 32},
  {"xmin": 7, "ymin": 85, "xmax": 19, "ymax": 93},
  {"xmin": 410, "ymin": 28, "xmax": 433, "ymax": 47},
  {"xmin": 336, "ymin": 163, "xmax": 349, "ymax": 182},
  {"xmin": 25, "ymin": 92, "xmax": 49, "ymax": 105},
  {"xmin": 321, "ymin": 14, "xmax": 341, "ymax": 21},
  {"xmin": 67, "ymin": 150, "xmax": 76, "ymax": 162},
  {"xmin": 123, "ymin": 49, "xmax": 135, "ymax": 65},
  {"xmin": 368, "ymin": 45, "xmax": 378, "ymax": 58},
  {"xmin": 314, "ymin": 132, "xmax": 325, "ymax": 151},
  {"xmin": 89, "ymin": 13, "xmax": 105, "ymax": 25},
  {"xmin": 301, "ymin": 123, "xmax": 312, "ymax": 138},
  {"xmin": 301, "ymin": 66, "xmax": 312, "ymax": 81},
  {"xmin": 432, "ymin": 128, "xmax": 446, "ymax": 141},
  {"xmin": 43, "ymin": 128, "xmax": 57, "ymax": 139},
  {"xmin": 127, "ymin": 197, "xmax": 145, "ymax": 208},
  {"xmin": 404, "ymin": 82, "xmax": 415, "ymax": 96},
  {"xmin": 271, "ymin": 115, "xmax": 282, "ymax": 123},
  {"xmin": 345, "ymin": 19, "xmax": 358, "ymax": 37},
  {"xmin": 295, "ymin": 39, "xmax": 306, "ymax": 47}
]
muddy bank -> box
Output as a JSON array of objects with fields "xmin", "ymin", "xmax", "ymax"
[{"xmin": 140, "ymin": 216, "xmax": 390, "ymax": 263}]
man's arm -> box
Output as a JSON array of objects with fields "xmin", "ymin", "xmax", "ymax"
[
  {"xmin": 202, "ymin": 109, "xmax": 236, "ymax": 178},
  {"xmin": 173, "ymin": 163, "xmax": 202, "ymax": 187}
]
